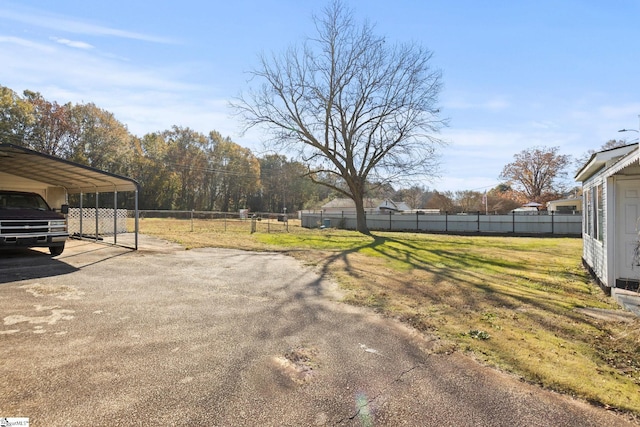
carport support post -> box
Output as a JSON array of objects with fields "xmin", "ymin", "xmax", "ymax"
[
  {"xmin": 79, "ymin": 192, "xmax": 83, "ymax": 237},
  {"xmin": 113, "ymin": 191, "xmax": 118, "ymax": 245},
  {"xmin": 134, "ymin": 189, "xmax": 139, "ymax": 250},
  {"xmin": 95, "ymin": 191, "xmax": 99, "ymax": 242}
]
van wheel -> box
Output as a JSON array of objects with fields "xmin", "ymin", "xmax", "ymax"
[{"xmin": 49, "ymin": 245, "xmax": 64, "ymax": 256}]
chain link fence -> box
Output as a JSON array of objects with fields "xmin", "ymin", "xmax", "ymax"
[{"xmin": 134, "ymin": 210, "xmax": 295, "ymax": 234}]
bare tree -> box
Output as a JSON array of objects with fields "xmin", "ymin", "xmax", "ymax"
[
  {"xmin": 394, "ymin": 185, "xmax": 430, "ymax": 209},
  {"xmin": 454, "ymin": 190, "xmax": 483, "ymax": 213},
  {"xmin": 234, "ymin": 1, "xmax": 446, "ymax": 233},
  {"xmin": 500, "ymin": 146, "xmax": 571, "ymax": 203},
  {"xmin": 426, "ymin": 190, "xmax": 455, "ymax": 213}
]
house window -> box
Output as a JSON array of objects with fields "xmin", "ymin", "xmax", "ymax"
[
  {"xmin": 596, "ymin": 184, "xmax": 603, "ymax": 242},
  {"xmin": 557, "ymin": 205, "xmax": 577, "ymax": 213},
  {"xmin": 584, "ymin": 184, "xmax": 604, "ymax": 241},
  {"xmin": 584, "ymin": 188, "xmax": 592, "ymax": 236}
]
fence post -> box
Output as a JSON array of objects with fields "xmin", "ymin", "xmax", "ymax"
[
  {"xmin": 191, "ymin": 209, "xmax": 194, "ymax": 232},
  {"xmin": 445, "ymin": 211, "xmax": 448, "ymax": 232},
  {"xmin": 477, "ymin": 211, "xmax": 481, "ymax": 232},
  {"xmin": 389, "ymin": 211, "xmax": 392, "ymax": 231},
  {"xmin": 551, "ymin": 210, "xmax": 554, "ymax": 234},
  {"xmin": 512, "ymin": 211, "xmax": 515, "ymax": 233},
  {"xmin": 416, "ymin": 211, "xmax": 419, "ymax": 231}
]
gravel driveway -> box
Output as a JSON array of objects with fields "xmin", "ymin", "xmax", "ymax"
[{"xmin": 0, "ymin": 236, "xmax": 636, "ymax": 426}]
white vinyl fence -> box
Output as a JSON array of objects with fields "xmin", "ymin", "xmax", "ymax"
[{"xmin": 301, "ymin": 211, "xmax": 582, "ymax": 236}]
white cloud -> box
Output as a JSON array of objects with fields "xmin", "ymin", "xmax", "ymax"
[
  {"xmin": 433, "ymin": 175, "xmax": 500, "ymax": 193},
  {"xmin": 433, "ymin": 122, "xmax": 594, "ymax": 192},
  {"xmin": 0, "ymin": 30, "xmax": 229, "ymax": 143},
  {"xmin": 0, "ymin": 38, "xmax": 196, "ymax": 92},
  {"xmin": 599, "ymin": 104, "xmax": 640, "ymax": 120},
  {"xmin": 529, "ymin": 120, "xmax": 559, "ymax": 130},
  {"xmin": 443, "ymin": 94, "xmax": 511, "ymax": 111},
  {"xmin": 50, "ymin": 37, "xmax": 93, "ymax": 50},
  {"xmin": 0, "ymin": 5, "xmax": 175, "ymax": 44},
  {"xmin": 0, "ymin": 36, "xmax": 55, "ymax": 52}
]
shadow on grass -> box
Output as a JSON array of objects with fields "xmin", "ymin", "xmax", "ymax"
[
  {"xmin": 303, "ymin": 232, "xmax": 630, "ymax": 364},
  {"xmin": 313, "ymin": 233, "xmax": 577, "ymax": 299}
]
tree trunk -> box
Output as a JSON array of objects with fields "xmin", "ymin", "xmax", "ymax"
[{"xmin": 353, "ymin": 195, "xmax": 370, "ymax": 234}]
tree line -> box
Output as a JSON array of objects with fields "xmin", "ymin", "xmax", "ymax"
[
  {"xmin": 1, "ymin": 84, "xmax": 607, "ymax": 214},
  {"xmin": 0, "ymin": 85, "xmax": 335, "ymax": 212}
]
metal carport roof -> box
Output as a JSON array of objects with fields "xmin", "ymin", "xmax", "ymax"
[
  {"xmin": 0, "ymin": 143, "xmax": 138, "ymax": 193},
  {"xmin": 0, "ymin": 143, "xmax": 139, "ymax": 250}
]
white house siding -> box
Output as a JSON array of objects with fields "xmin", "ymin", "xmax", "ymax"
[
  {"xmin": 583, "ymin": 235, "xmax": 606, "ymax": 286},
  {"xmin": 581, "ymin": 173, "xmax": 608, "ymax": 288}
]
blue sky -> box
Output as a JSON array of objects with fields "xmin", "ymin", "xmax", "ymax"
[{"xmin": 1, "ymin": 0, "xmax": 639, "ymax": 192}]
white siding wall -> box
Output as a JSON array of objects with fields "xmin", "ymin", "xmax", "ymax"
[{"xmin": 582, "ymin": 175, "xmax": 608, "ymax": 287}]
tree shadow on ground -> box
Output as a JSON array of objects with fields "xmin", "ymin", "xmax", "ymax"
[{"xmin": 295, "ymin": 232, "xmax": 632, "ymax": 352}]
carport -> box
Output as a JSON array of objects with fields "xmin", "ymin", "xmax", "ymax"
[{"xmin": 0, "ymin": 143, "xmax": 139, "ymax": 250}]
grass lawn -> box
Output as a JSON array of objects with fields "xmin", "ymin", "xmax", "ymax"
[{"xmin": 137, "ymin": 217, "xmax": 640, "ymax": 415}]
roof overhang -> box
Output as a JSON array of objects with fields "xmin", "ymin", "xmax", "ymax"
[
  {"xmin": 547, "ymin": 197, "xmax": 581, "ymax": 205},
  {"xmin": 0, "ymin": 143, "xmax": 138, "ymax": 194},
  {"xmin": 575, "ymin": 143, "xmax": 638, "ymax": 182}
]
